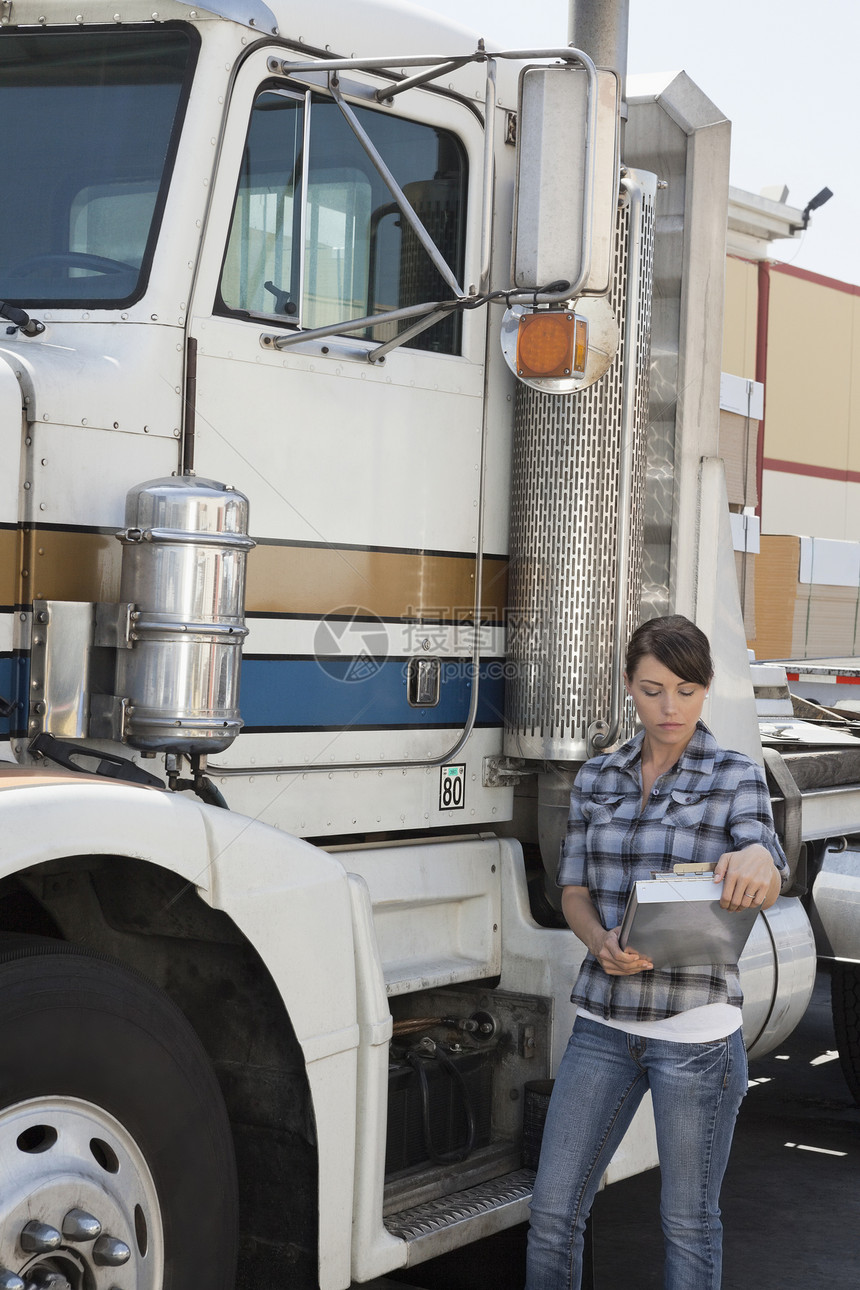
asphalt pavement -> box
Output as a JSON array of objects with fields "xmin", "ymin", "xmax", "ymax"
[{"xmin": 363, "ymin": 968, "xmax": 860, "ymax": 1290}]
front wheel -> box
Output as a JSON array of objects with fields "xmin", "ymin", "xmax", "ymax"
[
  {"xmin": 831, "ymin": 961, "xmax": 860, "ymax": 1104},
  {"xmin": 0, "ymin": 940, "xmax": 238, "ymax": 1289}
]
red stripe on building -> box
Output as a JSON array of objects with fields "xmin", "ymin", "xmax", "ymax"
[
  {"xmin": 770, "ymin": 261, "xmax": 860, "ymax": 297},
  {"xmin": 762, "ymin": 457, "xmax": 860, "ymax": 485},
  {"xmin": 755, "ymin": 261, "xmax": 770, "ymax": 520}
]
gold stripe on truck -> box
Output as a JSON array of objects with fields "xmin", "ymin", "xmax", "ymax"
[
  {"xmin": 0, "ymin": 529, "xmax": 17, "ymax": 606},
  {"xmin": 19, "ymin": 529, "xmax": 122, "ymax": 605},
  {"xmin": 15, "ymin": 529, "xmax": 509, "ymax": 621},
  {"xmin": 246, "ymin": 545, "xmax": 508, "ymax": 620}
]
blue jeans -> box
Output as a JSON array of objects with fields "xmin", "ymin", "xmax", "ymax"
[{"xmin": 525, "ymin": 1015, "xmax": 747, "ymax": 1290}]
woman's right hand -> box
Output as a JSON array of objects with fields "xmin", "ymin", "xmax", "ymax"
[
  {"xmin": 561, "ymin": 887, "xmax": 653, "ymax": 975},
  {"xmin": 593, "ymin": 926, "xmax": 653, "ymax": 976}
]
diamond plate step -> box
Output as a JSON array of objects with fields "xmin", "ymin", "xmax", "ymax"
[
  {"xmin": 383, "ymin": 1168, "xmax": 536, "ymax": 1265},
  {"xmin": 348, "ymin": 1281, "xmax": 431, "ymax": 1289}
]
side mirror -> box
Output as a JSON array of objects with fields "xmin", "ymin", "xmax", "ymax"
[{"xmin": 512, "ymin": 63, "xmax": 621, "ymax": 298}]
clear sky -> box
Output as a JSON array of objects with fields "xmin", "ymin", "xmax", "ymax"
[{"xmin": 416, "ymin": 0, "xmax": 857, "ymax": 286}]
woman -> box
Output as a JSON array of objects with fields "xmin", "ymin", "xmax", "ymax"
[{"xmin": 525, "ymin": 615, "xmax": 787, "ymax": 1290}]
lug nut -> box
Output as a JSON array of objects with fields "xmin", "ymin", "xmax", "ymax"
[
  {"xmin": 93, "ymin": 1236, "xmax": 131, "ymax": 1266},
  {"xmin": 20, "ymin": 1220, "xmax": 61, "ymax": 1253},
  {"xmin": 62, "ymin": 1208, "xmax": 101, "ymax": 1241},
  {"xmin": 0, "ymin": 1270, "xmax": 25, "ymax": 1290}
]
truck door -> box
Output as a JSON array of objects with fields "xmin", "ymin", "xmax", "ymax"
[{"xmin": 187, "ymin": 48, "xmax": 506, "ymax": 802}]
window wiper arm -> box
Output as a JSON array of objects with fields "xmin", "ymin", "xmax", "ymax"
[{"xmin": 0, "ymin": 300, "xmax": 45, "ymax": 338}]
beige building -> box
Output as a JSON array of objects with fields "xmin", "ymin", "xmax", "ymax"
[{"xmin": 721, "ymin": 189, "xmax": 860, "ymax": 659}]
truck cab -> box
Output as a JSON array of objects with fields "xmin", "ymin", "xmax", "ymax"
[{"xmin": 0, "ymin": 4, "xmax": 854, "ymax": 1290}]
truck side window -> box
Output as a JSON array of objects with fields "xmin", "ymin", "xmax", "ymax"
[
  {"xmin": 219, "ymin": 87, "xmax": 467, "ymax": 355},
  {"xmin": 0, "ymin": 27, "xmax": 196, "ymax": 307},
  {"xmin": 221, "ymin": 89, "xmax": 305, "ymax": 320}
]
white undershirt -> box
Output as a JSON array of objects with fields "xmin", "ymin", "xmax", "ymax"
[{"xmin": 578, "ymin": 1002, "xmax": 743, "ymax": 1044}]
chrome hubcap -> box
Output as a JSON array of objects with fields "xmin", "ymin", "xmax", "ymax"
[{"xmin": 0, "ymin": 1097, "xmax": 164, "ymax": 1289}]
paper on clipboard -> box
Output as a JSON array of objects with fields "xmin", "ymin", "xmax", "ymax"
[{"xmin": 618, "ymin": 866, "xmax": 758, "ymax": 969}]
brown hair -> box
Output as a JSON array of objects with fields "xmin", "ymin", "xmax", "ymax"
[{"xmin": 625, "ymin": 615, "xmax": 713, "ymax": 687}]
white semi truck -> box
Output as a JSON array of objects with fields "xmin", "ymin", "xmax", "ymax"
[{"xmin": 0, "ymin": 2, "xmax": 858, "ymax": 1288}]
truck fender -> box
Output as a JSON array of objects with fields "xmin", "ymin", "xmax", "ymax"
[{"xmin": 0, "ymin": 771, "xmax": 359, "ymax": 1290}]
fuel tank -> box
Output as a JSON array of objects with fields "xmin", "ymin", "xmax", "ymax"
[{"xmin": 740, "ymin": 897, "xmax": 816, "ymax": 1058}]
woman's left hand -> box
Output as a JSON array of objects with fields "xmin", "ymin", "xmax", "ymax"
[{"xmin": 714, "ymin": 845, "xmax": 781, "ymax": 912}]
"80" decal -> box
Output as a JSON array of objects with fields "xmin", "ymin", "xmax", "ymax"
[{"xmin": 439, "ymin": 764, "xmax": 466, "ymax": 810}]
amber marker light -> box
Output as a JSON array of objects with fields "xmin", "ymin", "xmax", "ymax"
[
  {"xmin": 516, "ymin": 310, "xmax": 587, "ymax": 379},
  {"xmin": 573, "ymin": 316, "xmax": 588, "ymax": 376},
  {"xmin": 500, "ymin": 298, "xmax": 616, "ymax": 394}
]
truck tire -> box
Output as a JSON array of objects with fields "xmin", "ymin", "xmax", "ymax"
[
  {"xmin": 0, "ymin": 938, "xmax": 238, "ymax": 1290},
  {"xmin": 831, "ymin": 962, "xmax": 860, "ymax": 1104}
]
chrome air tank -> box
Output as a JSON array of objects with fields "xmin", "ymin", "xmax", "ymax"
[{"xmin": 115, "ymin": 475, "xmax": 254, "ymax": 753}]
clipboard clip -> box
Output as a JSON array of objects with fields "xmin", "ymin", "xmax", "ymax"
[{"xmin": 651, "ymin": 862, "xmax": 718, "ymax": 882}]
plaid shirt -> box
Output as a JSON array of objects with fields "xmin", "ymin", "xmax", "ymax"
[{"xmin": 558, "ymin": 722, "xmax": 788, "ymax": 1022}]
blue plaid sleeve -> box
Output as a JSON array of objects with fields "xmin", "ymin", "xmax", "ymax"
[
  {"xmin": 727, "ymin": 759, "xmax": 788, "ymax": 876},
  {"xmin": 557, "ymin": 771, "xmax": 590, "ymax": 888}
]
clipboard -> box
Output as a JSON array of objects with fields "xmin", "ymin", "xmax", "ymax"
[{"xmin": 618, "ymin": 863, "xmax": 759, "ymax": 969}]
